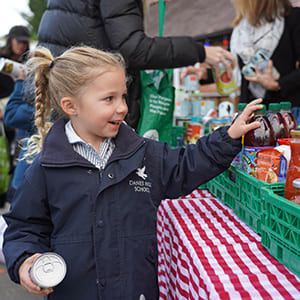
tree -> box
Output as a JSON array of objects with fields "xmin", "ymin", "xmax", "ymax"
[{"xmin": 21, "ymin": 0, "xmax": 47, "ymax": 39}]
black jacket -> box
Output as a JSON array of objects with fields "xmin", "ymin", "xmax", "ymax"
[
  {"xmin": 239, "ymin": 8, "xmax": 300, "ymax": 107},
  {"xmin": 38, "ymin": 0, "xmax": 206, "ymax": 128}
]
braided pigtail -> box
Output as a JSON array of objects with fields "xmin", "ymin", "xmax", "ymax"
[{"xmin": 23, "ymin": 48, "xmax": 55, "ymax": 162}]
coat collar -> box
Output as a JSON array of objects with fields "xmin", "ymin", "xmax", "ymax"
[{"xmin": 39, "ymin": 118, "xmax": 145, "ymax": 167}]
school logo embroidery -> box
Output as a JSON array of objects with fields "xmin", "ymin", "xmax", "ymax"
[
  {"xmin": 129, "ymin": 166, "xmax": 152, "ymax": 193},
  {"xmin": 136, "ymin": 166, "xmax": 147, "ymax": 180}
]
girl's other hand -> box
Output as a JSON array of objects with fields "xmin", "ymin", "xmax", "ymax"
[
  {"xmin": 227, "ymin": 99, "xmax": 263, "ymax": 140},
  {"xmin": 19, "ymin": 253, "xmax": 54, "ymax": 296}
]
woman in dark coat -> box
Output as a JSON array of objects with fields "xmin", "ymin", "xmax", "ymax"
[{"xmin": 37, "ymin": 0, "xmax": 235, "ymax": 128}]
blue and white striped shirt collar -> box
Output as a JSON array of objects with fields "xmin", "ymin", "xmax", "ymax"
[{"xmin": 65, "ymin": 120, "xmax": 115, "ymax": 170}]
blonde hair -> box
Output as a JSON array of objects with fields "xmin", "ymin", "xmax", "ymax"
[
  {"xmin": 24, "ymin": 46, "xmax": 125, "ymax": 162},
  {"xmin": 232, "ymin": 0, "xmax": 292, "ymax": 27}
]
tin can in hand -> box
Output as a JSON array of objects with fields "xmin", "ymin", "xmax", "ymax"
[
  {"xmin": 0, "ymin": 58, "xmax": 26, "ymax": 78},
  {"xmin": 30, "ymin": 252, "xmax": 67, "ymax": 288},
  {"xmin": 213, "ymin": 62, "xmax": 235, "ymax": 95}
]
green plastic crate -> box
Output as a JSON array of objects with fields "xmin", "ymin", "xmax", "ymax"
[
  {"xmin": 234, "ymin": 168, "xmax": 285, "ymax": 234},
  {"xmin": 206, "ymin": 167, "xmax": 239, "ymax": 210},
  {"xmin": 261, "ymin": 187, "xmax": 300, "ymax": 277}
]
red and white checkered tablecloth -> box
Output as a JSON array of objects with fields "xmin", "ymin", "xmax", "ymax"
[{"xmin": 157, "ymin": 189, "xmax": 300, "ymax": 300}]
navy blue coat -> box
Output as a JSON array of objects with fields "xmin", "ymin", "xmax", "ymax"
[{"xmin": 4, "ymin": 118, "xmax": 241, "ymax": 300}]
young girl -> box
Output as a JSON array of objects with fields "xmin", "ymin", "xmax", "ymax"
[{"xmin": 3, "ymin": 46, "xmax": 262, "ymax": 300}]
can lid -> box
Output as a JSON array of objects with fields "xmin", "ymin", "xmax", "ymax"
[
  {"xmin": 292, "ymin": 178, "xmax": 300, "ymax": 189},
  {"xmin": 237, "ymin": 103, "xmax": 247, "ymax": 112},
  {"xmin": 290, "ymin": 129, "xmax": 300, "ymax": 136},
  {"xmin": 255, "ymin": 104, "xmax": 266, "ymax": 114},
  {"xmin": 280, "ymin": 101, "xmax": 292, "ymax": 110},
  {"xmin": 31, "ymin": 252, "xmax": 67, "ymax": 288},
  {"xmin": 268, "ymin": 103, "xmax": 280, "ymax": 112}
]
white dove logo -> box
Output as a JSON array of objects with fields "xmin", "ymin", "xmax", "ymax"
[{"xmin": 136, "ymin": 166, "xmax": 147, "ymax": 180}]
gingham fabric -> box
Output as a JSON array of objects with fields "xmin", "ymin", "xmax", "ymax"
[{"xmin": 157, "ymin": 189, "xmax": 300, "ymax": 300}]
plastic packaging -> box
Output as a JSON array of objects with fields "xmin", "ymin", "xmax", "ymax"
[
  {"xmin": 280, "ymin": 102, "xmax": 297, "ymax": 135},
  {"xmin": 267, "ymin": 103, "xmax": 289, "ymax": 139}
]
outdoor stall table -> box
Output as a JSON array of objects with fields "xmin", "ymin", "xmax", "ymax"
[{"xmin": 157, "ymin": 189, "xmax": 300, "ymax": 300}]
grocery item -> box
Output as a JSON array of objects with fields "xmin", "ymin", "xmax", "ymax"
[
  {"xmin": 218, "ymin": 101, "xmax": 235, "ymax": 119},
  {"xmin": 290, "ymin": 178, "xmax": 300, "ymax": 204},
  {"xmin": 277, "ymin": 138, "xmax": 291, "ymax": 146},
  {"xmin": 30, "ymin": 252, "xmax": 67, "ymax": 288},
  {"xmin": 213, "ymin": 62, "xmax": 235, "ymax": 95},
  {"xmin": 256, "ymin": 148, "xmax": 287, "ymax": 183},
  {"xmin": 242, "ymin": 104, "xmax": 275, "ymax": 176},
  {"xmin": 185, "ymin": 117, "xmax": 204, "ymax": 144},
  {"xmin": 280, "ymin": 102, "xmax": 297, "ymax": 134},
  {"xmin": 184, "ymin": 74, "xmax": 199, "ymax": 92},
  {"xmin": 0, "ymin": 58, "xmax": 26, "ymax": 77},
  {"xmin": 285, "ymin": 129, "xmax": 300, "ymax": 200},
  {"xmin": 190, "ymin": 93, "xmax": 202, "ymax": 117},
  {"xmin": 267, "ymin": 103, "xmax": 289, "ymax": 139}
]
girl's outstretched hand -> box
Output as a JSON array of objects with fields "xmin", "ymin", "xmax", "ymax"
[{"xmin": 227, "ymin": 99, "xmax": 263, "ymax": 140}]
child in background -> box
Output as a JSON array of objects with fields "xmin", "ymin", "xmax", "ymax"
[{"xmin": 3, "ymin": 46, "xmax": 262, "ymax": 300}]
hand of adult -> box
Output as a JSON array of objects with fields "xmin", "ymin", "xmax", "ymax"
[
  {"xmin": 180, "ymin": 66, "xmax": 208, "ymax": 82},
  {"xmin": 19, "ymin": 253, "xmax": 54, "ymax": 296},
  {"xmin": 204, "ymin": 46, "xmax": 236, "ymax": 79},
  {"xmin": 227, "ymin": 98, "xmax": 263, "ymax": 139},
  {"xmin": 244, "ymin": 60, "xmax": 280, "ymax": 91}
]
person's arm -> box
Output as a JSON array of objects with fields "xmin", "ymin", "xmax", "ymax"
[
  {"xmin": 3, "ymin": 80, "xmax": 35, "ymax": 130},
  {"xmin": 150, "ymin": 99, "xmax": 262, "ymax": 200},
  {"xmin": 0, "ymin": 73, "xmax": 14, "ymax": 98},
  {"xmin": 3, "ymin": 161, "xmax": 52, "ymax": 285},
  {"xmin": 100, "ymin": 0, "xmax": 234, "ymax": 72}
]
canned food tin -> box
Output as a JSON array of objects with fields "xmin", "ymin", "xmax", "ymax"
[
  {"xmin": 184, "ymin": 74, "xmax": 199, "ymax": 92},
  {"xmin": 30, "ymin": 252, "xmax": 67, "ymax": 288},
  {"xmin": 0, "ymin": 58, "xmax": 26, "ymax": 77},
  {"xmin": 213, "ymin": 62, "xmax": 235, "ymax": 95}
]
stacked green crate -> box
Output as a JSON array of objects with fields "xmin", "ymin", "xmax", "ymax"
[
  {"xmin": 234, "ymin": 168, "xmax": 284, "ymax": 234},
  {"xmin": 206, "ymin": 167, "xmax": 239, "ymax": 210},
  {"xmin": 261, "ymin": 187, "xmax": 300, "ymax": 277}
]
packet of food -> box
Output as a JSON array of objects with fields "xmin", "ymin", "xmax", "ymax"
[{"xmin": 256, "ymin": 148, "xmax": 287, "ymax": 183}]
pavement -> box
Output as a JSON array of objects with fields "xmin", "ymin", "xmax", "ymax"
[
  {"xmin": 0, "ymin": 263, "xmax": 42, "ymax": 300},
  {"xmin": 0, "ymin": 202, "xmax": 42, "ymax": 299}
]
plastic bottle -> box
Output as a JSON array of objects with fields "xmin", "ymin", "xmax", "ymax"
[
  {"xmin": 285, "ymin": 129, "xmax": 300, "ymax": 200},
  {"xmin": 280, "ymin": 102, "xmax": 297, "ymax": 135},
  {"xmin": 290, "ymin": 179, "xmax": 300, "ymax": 205},
  {"xmin": 244, "ymin": 104, "xmax": 276, "ymax": 147},
  {"xmin": 232, "ymin": 103, "xmax": 247, "ymax": 123},
  {"xmin": 242, "ymin": 104, "xmax": 275, "ymax": 176},
  {"xmin": 267, "ymin": 103, "xmax": 289, "ymax": 140}
]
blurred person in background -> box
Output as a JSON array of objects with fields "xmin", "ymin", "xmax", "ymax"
[
  {"xmin": 0, "ymin": 26, "xmax": 30, "ymax": 100},
  {"xmin": 181, "ymin": 0, "xmax": 300, "ymax": 124},
  {"xmin": 0, "ymin": 26, "xmax": 31, "ymax": 206},
  {"xmin": 230, "ymin": 0, "xmax": 300, "ymax": 123},
  {"xmin": 37, "ymin": 0, "xmax": 235, "ymax": 129}
]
